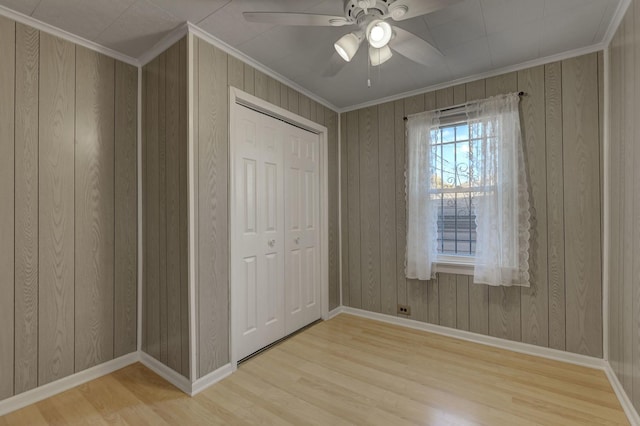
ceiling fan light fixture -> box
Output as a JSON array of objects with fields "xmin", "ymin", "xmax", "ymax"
[
  {"xmin": 369, "ymin": 45, "xmax": 392, "ymax": 66},
  {"xmin": 334, "ymin": 32, "xmax": 362, "ymax": 62},
  {"xmin": 366, "ymin": 19, "xmax": 392, "ymax": 48}
]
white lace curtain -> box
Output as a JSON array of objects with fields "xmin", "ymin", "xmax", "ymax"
[
  {"xmin": 405, "ymin": 111, "xmax": 440, "ymax": 281},
  {"xmin": 405, "ymin": 93, "xmax": 531, "ymax": 287}
]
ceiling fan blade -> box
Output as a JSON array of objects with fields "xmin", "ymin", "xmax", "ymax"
[
  {"xmin": 388, "ymin": 0, "xmax": 461, "ymax": 21},
  {"xmin": 322, "ymin": 52, "xmax": 349, "ymax": 77},
  {"xmin": 389, "ymin": 27, "xmax": 442, "ymax": 66},
  {"xmin": 243, "ymin": 12, "xmax": 352, "ymax": 27}
]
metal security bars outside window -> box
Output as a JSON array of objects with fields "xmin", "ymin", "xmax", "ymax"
[{"xmin": 430, "ymin": 121, "xmax": 494, "ymax": 258}]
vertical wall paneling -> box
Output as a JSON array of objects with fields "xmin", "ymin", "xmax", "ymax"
[
  {"xmin": 340, "ymin": 114, "xmax": 349, "ymax": 306},
  {"xmin": 0, "ymin": 15, "xmax": 15, "ymax": 400},
  {"xmin": 327, "ymin": 109, "xmax": 340, "ymax": 310},
  {"xmin": 254, "ymin": 69, "xmax": 268, "ymax": 101},
  {"xmin": 255, "ymin": 70, "xmax": 271, "ymax": 101},
  {"xmin": 456, "ymin": 275, "xmax": 470, "ymax": 331},
  {"xmin": 621, "ymin": 12, "xmax": 634, "ymax": 392},
  {"xmin": 114, "ymin": 61, "xmax": 138, "ymax": 358},
  {"xmin": 621, "ymin": 15, "xmax": 634, "ymax": 392},
  {"xmin": 359, "ymin": 106, "xmax": 381, "ymax": 313},
  {"xmin": 439, "ymin": 273, "xmax": 457, "ymax": 328},
  {"xmin": 629, "ymin": 0, "xmax": 640, "ymax": 405},
  {"xmin": 192, "ymin": 35, "xmax": 201, "ymax": 378},
  {"xmin": 403, "ymin": 94, "xmax": 428, "ymax": 322},
  {"xmin": 608, "ymin": 23, "xmax": 622, "ymax": 380},
  {"xmin": 197, "ymin": 41, "xmax": 230, "ymax": 375},
  {"xmin": 158, "ymin": 53, "xmax": 168, "ymax": 365},
  {"xmin": 141, "ymin": 64, "xmax": 148, "ymax": 354},
  {"xmin": 453, "ymin": 84, "xmax": 466, "ymax": 104},
  {"xmin": 165, "ymin": 42, "xmax": 182, "ymax": 372},
  {"xmin": 393, "ymin": 100, "xmax": 407, "ymax": 308},
  {"xmin": 243, "ymin": 63, "xmax": 254, "ymax": 95},
  {"xmin": 485, "ymin": 72, "xmax": 522, "ymax": 342},
  {"xmin": 145, "ymin": 57, "xmax": 161, "ymax": 360},
  {"xmin": 141, "ymin": 38, "xmax": 189, "ymax": 377},
  {"xmin": 267, "ymin": 76, "xmax": 281, "ymax": 107},
  {"xmin": 346, "ymin": 111, "xmax": 362, "ymax": 309},
  {"xmin": 378, "ymin": 102, "xmax": 397, "ymax": 315},
  {"xmin": 14, "ymin": 22, "xmax": 39, "ymax": 395},
  {"xmin": 310, "ymin": 101, "xmax": 318, "ymax": 127},
  {"xmin": 562, "ymin": 54, "xmax": 602, "ymax": 357},
  {"xmin": 280, "ymin": 83, "xmax": 289, "ymax": 110},
  {"xmin": 342, "ymin": 53, "xmax": 603, "ymax": 357},
  {"xmin": 518, "ymin": 65, "xmax": 549, "ymax": 347},
  {"xmin": 606, "ymin": 1, "xmax": 640, "ymax": 409},
  {"xmin": 179, "ymin": 38, "xmax": 190, "ymax": 378},
  {"xmin": 299, "ymin": 95, "xmax": 311, "ymax": 120},
  {"xmin": 630, "ymin": 0, "xmax": 640, "ymax": 398},
  {"xmin": 288, "ymin": 87, "xmax": 299, "ymax": 115},
  {"xmin": 38, "ymin": 32, "xmax": 75, "ymax": 386},
  {"xmin": 0, "ymin": 16, "xmax": 140, "ymax": 399},
  {"xmin": 631, "ymin": 1, "xmax": 640, "ymax": 405},
  {"xmin": 227, "ymin": 55, "xmax": 244, "ymax": 91},
  {"xmin": 545, "ymin": 61, "xmax": 566, "ymax": 351},
  {"xmin": 74, "ymin": 47, "xmax": 115, "ymax": 372}
]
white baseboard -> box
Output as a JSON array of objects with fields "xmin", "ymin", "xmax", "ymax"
[
  {"xmin": 139, "ymin": 352, "xmax": 234, "ymax": 396},
  {"xmin": 604, "ymin": 364, "xmax": 640, "ymax": 425},
  {"xmin": 138, "ymin": 351, "xmax": 192, "ymax": 395},
  {"xmin": 327, "ymin": 306, "xmax": 344, "ymax": 320},
  {"xmin": 0, "ymin": 352, "xmax": 139, "ymax": 417},
  {"xmin": 339, "ymin": 307, "xmax": 606, "ymax": 370},
  {"xmin": 191, "ymin": 363, "xmax": 235, "ymax": 396}
]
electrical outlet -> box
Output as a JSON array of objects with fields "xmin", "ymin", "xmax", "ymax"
[{"xmin": 397, "ymin": 304, "xmax": 411, "ymax": 315}]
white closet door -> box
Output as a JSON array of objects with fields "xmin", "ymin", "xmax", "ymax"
[
  {"xmin": 284, "ymin": 123, "xmax": 321, "ymax": 335},
  {"xmin": 233, "ymin": 105, "xmax": 285, "ymax": 360}
]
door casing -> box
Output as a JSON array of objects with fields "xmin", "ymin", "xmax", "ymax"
[{"xmin": 229, "ymin": 87, "xmax": 329, "ymax": 369}]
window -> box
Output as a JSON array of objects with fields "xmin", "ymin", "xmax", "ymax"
[
  {"xmin": 405, "ymin": 93, "xmax": 531, "ymax": 286},
  {"xmin": 431, "ymin": 121, "xmax": 483, "ymax": 258}
]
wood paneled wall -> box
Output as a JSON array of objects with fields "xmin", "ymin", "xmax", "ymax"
[
  {"xmin": 0, "ymin": 16, "xmax": 138, "ymax": 401},
  {"xmin": 192, "ymin": 36, "xmax": 340, "ymax": 378},
  {"xmin": 341, "ymin": 52, "xmax": 604, "ymax": 357},
  {"xmin": 141, "ymin": 38, "xmax": 190, "ymax": 378},
  {"xmin": 608, "ymin": 0, "xmax": 640, "ymax": 411}
]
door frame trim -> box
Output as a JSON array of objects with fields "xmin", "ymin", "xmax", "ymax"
[{"xmin": 228, "ymin": 87, "xmax": 329, "ymax": 369}]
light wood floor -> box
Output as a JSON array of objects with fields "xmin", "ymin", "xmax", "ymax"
[{"xmin": 0, "ymin": 314, "xmax": 628, "ymax": 425}]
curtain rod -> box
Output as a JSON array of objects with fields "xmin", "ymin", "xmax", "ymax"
[{"xmin": 403, "ymin": 91, "xmax": 525, "ymax": 121}]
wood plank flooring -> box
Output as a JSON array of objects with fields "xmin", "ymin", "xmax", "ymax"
[{"xmin": 0, "ymin": 314, "xmax": 628, "ymax": 425}]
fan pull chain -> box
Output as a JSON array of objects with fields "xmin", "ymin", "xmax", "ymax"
[{"xmin": 367, "ymin": 50, "xmax": 372, "ymax": 88}]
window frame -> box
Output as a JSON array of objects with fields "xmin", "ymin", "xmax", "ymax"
[{"xmin": 429, "ymin": 118, "xmax": 482, "ymax": 276}]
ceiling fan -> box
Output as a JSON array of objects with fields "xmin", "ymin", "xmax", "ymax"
[{"xmin": 243, "ymin": 0, "xmax": 459, "ymax": 75}]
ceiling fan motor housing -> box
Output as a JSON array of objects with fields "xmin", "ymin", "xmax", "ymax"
[{"xmin": 344, "ymin": 0, "xmax": 392, "ymax": 22}]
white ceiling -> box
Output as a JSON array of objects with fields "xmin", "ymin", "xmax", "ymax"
[{"xmin": 0, "ymin": 0, "xmax": 622, "ymax": 109}]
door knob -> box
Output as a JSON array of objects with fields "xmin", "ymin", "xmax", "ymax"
[
  {"xmin": 268, "ymin": 239, "xmax": 275, "ymax": 247},
  {"xmin": 294, "ymin": 237, "xmax": 300, "ymax": 245}
]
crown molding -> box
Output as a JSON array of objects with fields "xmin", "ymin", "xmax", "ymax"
[
  {"xmin": 340, "ymin": 42, "xmax": 607, "ymax": 112},
  {"xmin": 137, "ymin": 22, "xmax": 189, "ymax": 67},
  {"xmin": 186, "ymin": 22, "xmax": 340, "ymax": 113},
  {"xmin": 0, "ymin": 4, "xmax": 139, "ymax": 67},
  {"xmin": 603, "ymin": 0, "xmax": 631, "ymax": 47}
]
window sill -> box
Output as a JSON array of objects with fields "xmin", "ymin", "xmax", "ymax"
[{"xmin": 434, "ymin": 257, "xmax": 475, "ymax": 276}]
